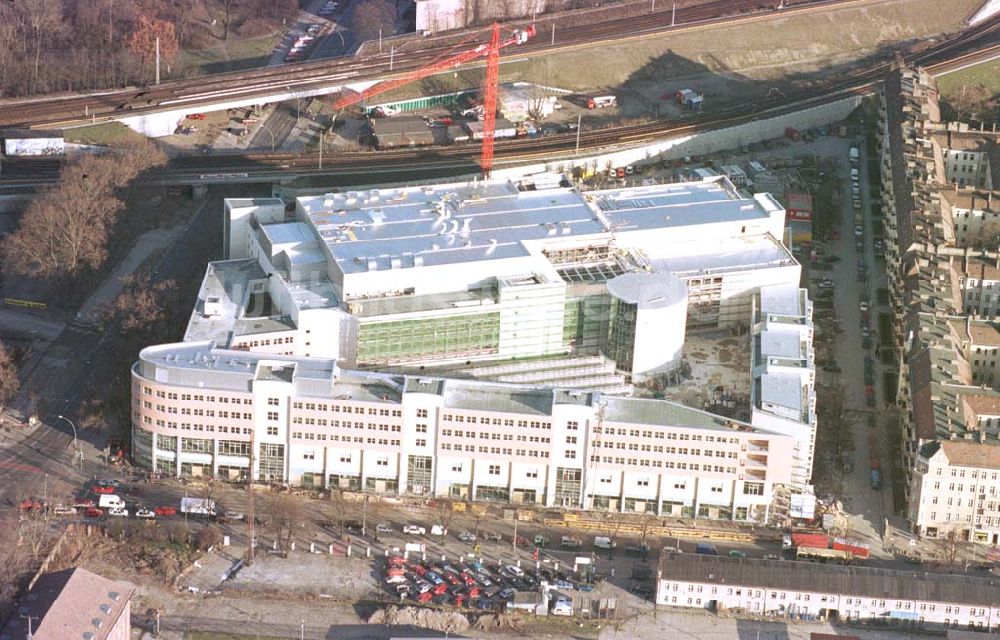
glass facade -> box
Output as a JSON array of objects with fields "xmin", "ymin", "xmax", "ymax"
[
  {"xmin": 564, "ymin": 295, "xmax": 611, "ymax": 353},
  {"xmin": 407, "ymin": 455, "xmax": 433, "ymax": 495},
  {"xmin": 357, "ymin": 312, "xmax": 501, "ymax": 364},
  {"xmin": 606, "ymin": 297, "xmax": 638, "ymax": 373},
  {"xmin": 258, "ymin": 443, "xmax": 285, "ymax": 482}
]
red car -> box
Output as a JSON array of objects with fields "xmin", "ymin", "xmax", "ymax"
[
  {"xmin": 154, "ymin": 506, "xmax": 177, "ymax": 516},
  {"xmin": 92, "ymin": 485, "xmax": 115, "ymax": 495},
  {"xmin": 468, "ymin": 586, "xmax": 480, "ymax": 598},
  {"xmin": 388, "ymin": 556, "xmax": 406, "ymax": 567},
  {"xmin": 461, "ymin": 574, "xmax": 476, "ymax": 586},
  {"xmin": 409, "ymin": 564, "xmax": 426, "ymax": 576},
  {"xmin": 84, "ymin": 507, "xmax": 103, "ymax": 518},
  {"xmin": 188, "ymin": 113, "xmax": 207, "ymax": 120},
  {"xmin": 418, "ymin": 592, "xmax": 432, "ymax": 603},
  {"xmin": 433, "ymin": 583, "xmax": 448, "ymax": 596}
]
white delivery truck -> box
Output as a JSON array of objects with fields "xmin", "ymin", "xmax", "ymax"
[
  {"xmin": 98, "ymin": 494, "xmax": 125, "ymax": 510},
  {"xmin": 180, "ymin": 497, "xmax": 217, "ymax": 517}
]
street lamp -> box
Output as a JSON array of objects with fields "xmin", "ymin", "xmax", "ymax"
[{"xmin": 57, "ymin": 415, "xmax": 82, "ymax": 470}]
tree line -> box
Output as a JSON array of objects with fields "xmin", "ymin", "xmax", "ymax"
[{"xmin": 0, "ymin": 0, "xmax": 297, "ymax": 98}]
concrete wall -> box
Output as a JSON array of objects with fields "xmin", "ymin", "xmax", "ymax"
[{"xmin": 492, "ymin": 95, "xmax": 864, "ymax": 181}]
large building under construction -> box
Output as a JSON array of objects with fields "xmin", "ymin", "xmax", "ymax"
[{"xmin": 129, "ymin": 175, "xmax": 817, "ymax": 521}]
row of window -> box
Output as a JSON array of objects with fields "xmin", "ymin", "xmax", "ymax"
[
  {"xmin": 290, "ymin": 418, "xmax": 403, "ymax": 431},
  {"xmin": 442, "ymin": 414, "xmax": 550, "ymax": 428},
  {"xmin": 144, "ymin": 387, "xmax": 250, "ymax": 405},
  {"xmin": 291, "ymin": 401, "xmax": 402, "ymax": 417},
  {"xmin": 440, "ymin": 443, "xmax": 551, "ymax": 458},
  {"xmin": 146, "ymin": 402, "xmax": 252, "ymax": 420},
  {"xmin": 141, "ymin": 415, "xmax": 252, "ymax": 435},
  {"xmin": 593, "ymin": 442, "xmax": 738, "ymax": 458},
  {"xmin": 589, "ymin": 456, "xmax": 737, "ymax": 473}
]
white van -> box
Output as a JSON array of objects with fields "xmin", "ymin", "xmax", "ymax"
[
  {"xmin": 430, "ymin": 524, "xmax": 447, "ymax": 536},
  {"xmin": 594, "ymin": 536, "xmax": 617, "ymax": 549},
  {"xmin": 98, "ymin": 494, "xmax": 125, "ymax": 510}
]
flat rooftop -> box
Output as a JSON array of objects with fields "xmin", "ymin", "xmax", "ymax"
[
  {"xmin": 185, "ymin": 259, "xmax": 296, "ymax": 344},
  {"xmin": 296, "ymin": 177, "xmax": 782, "ymax": 276}
]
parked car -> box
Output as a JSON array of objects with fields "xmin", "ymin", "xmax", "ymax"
[
  {"xmin": 458, "ymin": 531, "xmax": 477, "ymax": 542},
  {"xmin": 504, "ymin": 564, "xmax": 524, "ymax": 577},
  {"xmin": 854, "ymin": 225, "xmax": 864, "ymax": 237},
  {"xmin": 107, "ymin": 507, "xmax": 129, "ymax": 517},
  {"xmin": 481, "ymin": 531, "xmax": 502, "ymax": 542},
  {"xmin": 52, "ymin": 505, "xmax": 76, "ymax": 516},
  {"xmin": 403, "ymin": 524, "xmax": 426, "ymax": 535},
  {"xmin": 376, "ymin": 523, "xmax": 392, "ymax": 534},
  {"xmin": 154, "ymin": 506, "xmax": 177, "ymax": 516},
  {"xmin": 728, "ymin": 549, "xmax": 747, "ymax": 558},
  {"xmin": 84, "ymin": 507, "xmax": 103, "ymax": 518}
]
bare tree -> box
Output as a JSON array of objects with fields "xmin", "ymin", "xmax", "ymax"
[
  {"xmin": 0, "ymin": 341, "xmax": 20, "ymax": 407},
  {"xmin": 433, "ymin": 497, "xmax": 457, "ymax": 534},
  {"xmin": 267, "ymin": 492, "xmax": 305, "ymax": 555},
  {"xmin": 351, "ymin": 0, "xmax": 395, "ymax": 43},
  {"xmin": 2, "ymin": 140, "xmax": 167, "ymax": 280},
  {"xmin": 947, "ymin": 84, "xmax": 997, "ymax": 123},
  {"xmin": 328, "ymin": 490, "xmax": 350, "ymax": 536},
  {"xmin": 601, "ymin": 511, "xmax": 627, "ymax": 560},
  {"xmin": 195, "ymin": 524, "xmax": 223, "ymax": 550}
]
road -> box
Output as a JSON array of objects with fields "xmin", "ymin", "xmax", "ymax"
[
  {"xmin": 0, "ymin": 307, "xmax": 65, "ymax": 342},
  {"xmin": 0, "ymin": 186, "xmax": 229, "ymax": 507}
]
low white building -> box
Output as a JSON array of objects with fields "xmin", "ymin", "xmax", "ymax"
[{"xmin": 657, "ymin": 554, "xmax": 1000, "ymax": 632}]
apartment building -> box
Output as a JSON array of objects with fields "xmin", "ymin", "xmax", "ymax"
[
  {"xmin": 656, "ymin": 554, "xmax": 1000, "ymax": 633},
  {"xmin": 931, "ymin": 123, "xmax": 998, "ymax": 190},
  {"xmin": 131, "ymin": 340, "xmax": 794, "ymax": 521},
  {"xmin": 879, "ymin": 65, "xmax": 1000, "ymax": 542}
]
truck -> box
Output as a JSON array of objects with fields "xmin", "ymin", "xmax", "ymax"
[
  {"xmin": 561, "ymin": 536, "xmax": 582, "ymax": 549},
  {"xmin": 594, "ymin": 536, "xmax": 617, "ymax": 550},
  {"xmin": 98, "ymin": 494, "xmax": 125, "ymax": 510},
  {"xmin": 180, "ymin": 497, "xmax": 217, "ymax": 517},
  {"xmin": 831, "ymin": 538, "xmax": 871, "ymax": 560},
  {"xmin": 870, "ymin": 469, "xmax": 882, "ymax": 490},
  {"xmin": 674, "ymin": 89, "xmax": 703, "ymax": 110},
  {"xmin": 587, "ymin": 95, "xmax": 617, "ymax": 109},
  {"xmin": 791, "ymin": 532, "xmax": 830, "ymax": 549}
]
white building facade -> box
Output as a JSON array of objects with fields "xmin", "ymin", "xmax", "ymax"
[
  {"xmin": 657, "ymin": 554, "xmax": 1000, "ymax": 633},
  {"xmin": 132, "ymin": 341, "xmax": 794, "ymax": 521}
]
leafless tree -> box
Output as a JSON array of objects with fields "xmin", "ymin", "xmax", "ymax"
[
  {"xmin": 328, "ymin": 490, "xmax": 350, "ymax": 536},
  {"xmin": 0, "ymin": 342, "xmax": 20, "ymax": 407},
  {"xmin": 351, "ymin": 0, "xmax": 395, "ymax": 43},
  {"xmin": 267, "ymin": 492, "xmax": 305, "ymax": 555},
  {"xmin": 601, "ymin": 511, "xmax": 627, "ymax": 559},
  {"xmin": 433, "ymin": 497, "xmax": 457, "ymax": 534},
  {"xmin": 195, "ymin": 524, "xmax": 222, "ymax": 550},
  {"xmin": 947, "ymin": 84, "xmax": 997, "ymax": 123}
]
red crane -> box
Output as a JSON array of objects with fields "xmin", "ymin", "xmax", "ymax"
[{"xmin": 333, "ymin": 23, "xmax": 536, "ymax": 178}]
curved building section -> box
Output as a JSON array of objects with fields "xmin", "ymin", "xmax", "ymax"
[{"xmin": 605, "ymin": 271, "xmax": 688, "ymax": 380}]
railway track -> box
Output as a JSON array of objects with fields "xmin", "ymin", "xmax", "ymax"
[
  {"xmin": 0, "ymin": 0, "xmax": 873, "ymax": 129},
  {"xmin": 2, "ymin": 15, "xmax": 996, "ymax": 187}
]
